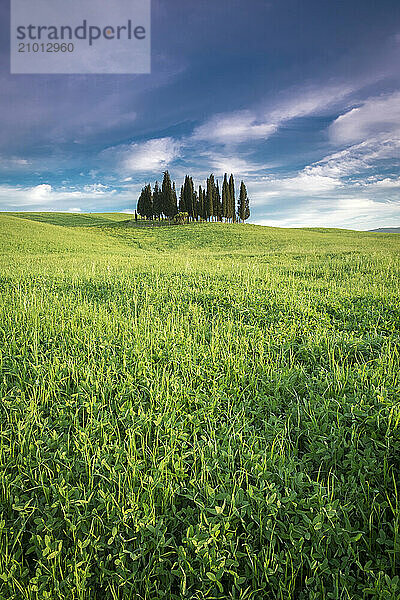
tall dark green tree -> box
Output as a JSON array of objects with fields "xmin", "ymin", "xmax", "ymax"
[
  {"xmin": 137, "ymin": 188, "xmax": 145, "ymax": 218},
  {"xmin": 193, "ymin": 188, "xmax": 199, "ymax": 221},
  {"xmin": 153, "ymin": 181, "xmax": 162, "ymax": 219},
  {"xmin": 137, "ymin": 184, "xmax": 153, "ymax": 219},
  {"xmin": 238, "ymin": 181, "xmax": 250, "ymax": 223},
  {"xmin": 198, "ymin": 185, "xmax": 206, "ymax": 220},
  {"xmin": 180, "ymin": 175, "xmax": 196, "ymax": 220},
  {"xmin": 161, "ymin": 171, "xmax": 178, "ymax": 218},
  {"xmin": 229, "ymin": 174, "xmax": 236, "ymax": 222},
  {"xmin": 202, "ymin": 186, "xmax": 207, "ymax": 220},
  {"xmin": 179, "ymin": 185, "xmax": 185, "ymax": 213},
  {"xmin": 222, "ymin": 174, "xmax": 231, "ymax": 222},
  {"xmin": 214, "ymin": 180, "xmax": 222, "ymax": 221},
  {"xmin": 206, "ymin": 175, "xmax": 215, "ymax": 221},
  {"xmin": 172, "ymin": 182, "xmax": 178, "ymax": 217},
  {"xmin": 145, "ymin": 183, "xmax": 154, "ymax": 219}
]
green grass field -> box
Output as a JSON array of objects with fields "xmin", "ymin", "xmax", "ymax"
[{"xmin": 0, "ymin": 212, "xmax": 399, "ymax": 599}]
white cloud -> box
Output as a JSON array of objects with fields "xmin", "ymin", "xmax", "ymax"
[
  {"xmin": 193, "ymin": 111, "xmax": 277, "ymax": 145},
  {"xmin": 0, "ymin": 183, "xmax": 55, "ymax": 208},
  {"xmin": 107, "ymin": 137, "xmax": 181, "ymax": 173},
  {"xmin": 245, "ymin": 172, "xmax": 342, "ymax": 207},
  {"xmin": 28, "ymin": 184, "xmax": 53, "ymax": 203},
  {"xmin": 268, "ymin": 84, "xmax": 354, "ymax": 123},
  {"xmin": 329, "ymin": 91, "xmax": 400, "ymax": 144},
  {"xmin": 276, "ymin": 173, "xmax": 341, "ymax": 193},
  {"xmin": 192, "ymin": 83, "xmax": 355, "ymax": 146},
  {"xmin": 201, "ymin": 151, "xmax": 268, "ymax": 177},
  {"xmin": 0, "ymin": 182, "xmax": 126, "ymax": 212},
  {"xmin": 67, "ymin": 207, "xmax": 82, "ymax": 213},
  {"xmin": 83, "ymin": 183, "xmax": 116, "ymax": 195},
  {"xmin": 256, "ymin": 196, "xmax": 400, "ymax": 230},
  {"xmin": 301, "ymin": 137, "xmax": 400, "ymax": 180},
  {"xmin": 0, "ymin": 156, "xmax": 30, "ymax": 170},
  {"xmin": 372, "ymin": 176, "xmax": 400, "ymax": 188}
]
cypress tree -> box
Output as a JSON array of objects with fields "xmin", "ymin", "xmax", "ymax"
[
  {"xmin": 137, "ymin": 185, "xmax": 145, "ymax": 218},
  {"xmin": 179, "ymin": 184, "xmax": 185, "ymax": 213},
  {"xmin": 222, "ymin": 174, "xmax": 230, "ymax": 222},
  {"xmin": 137, "ymin": 184, "xmax": 153, "ymax": 219},
  {"xmin": 206, "ymin": 175, "xmax": 215, "ymax": 221},
  {"xmin": 153, "ymin": 181, "xmax": 162, "ymax": 219},
  {"xmin": 214, "ymin": 180, "xmax": 222, "ymax": 221},
  {"xmin": 161, "ymin": 171, "xmax": 170, "ymax": 217},
  {"xmin": 193, "ymin": 188, "xmax": 199, "ymax": 221},
  {"xmin": 180, "ymin": 175, "xmax": 195, "ymax": 220},
  {"xmin": 161, "ymin": 171, "xmax": 178, "ymax": 218},
  {"xmin": 202, "ymin": 186, "xmax": 207, "ymax": 220},
  {"xmin": 189, "ymin": 177, "xmax": 196, "ymax": 220},
  {"xmin": 137, "ymin": 188, "xmax": 144, "ymax": 217},
  {"xmin": 184, "ymin": 176, "xmax": 197, "ymax": 220},
  {"xmin": 172, "ymin": 182, "xmax": 178, "ymax": 217},
  {"xmin": 238, "ymin": 181, "xmax": 250, "ymax": 223},
  {"xmin": 144, "ymin": 183, "xmax": 153, "ymax": 219},
  {"xmin": 229, "ymin": 174, "xmax": 236, "ymax": 223},
  {"xmin": 183, "ymin": 176, "xmax": 190, "ymax": 216},
  {"xmin": 198, "ymin": 185, "xmax": 205, "ymax": 220}
]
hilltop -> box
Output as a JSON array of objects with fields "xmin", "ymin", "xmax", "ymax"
[{"xmin": 1, "ymin": 211, "xmax": 396, "ymax": 255}]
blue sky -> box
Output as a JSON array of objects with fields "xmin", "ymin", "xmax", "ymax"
[{"xmin": 1, "ymin": 0, "xmax": 400, "ymax": 229}]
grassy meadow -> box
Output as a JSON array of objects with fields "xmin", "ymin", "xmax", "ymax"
[{"xmin": 0, "ymin": 212, "xmax": 399, "ymax": 599}]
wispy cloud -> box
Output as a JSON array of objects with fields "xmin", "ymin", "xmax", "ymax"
[
  {"xmin": 0, "ymin": 155, "xmax": 31, "ymax": 170},
  {"xmin": 329, "ymin": 91, "xmax": 400, "ymax": 144},
  {"xmin": 257, "ymin": 196, "xmax": 400, "ymax": 230},
  {"xmin": 370, "ymin": 176, "xmax": 400, "ymax": 188},
  {"xmin": 302, "ymin": 138, "xmax": 400, "ymax": 180},
  {"xmin": 102, "ymin": 137, "xmax": 181, "ymax": 174},
  {"xmin": 191, "ymin": 83, "xmax": 356, "ymax": 146},
  {"xmin": 83, "ymin": 183, "xmax": 116, "ymax": 195},
  {"xmin": 246, "ymin": 172, "xmax": 342, "ymax": 208},
  {"xmin": 193, "ymin": 111, "xmax": 277, "ymax": 145},
  {"xmin": 0, "ymin": 182, "xmax": 121, "ymax": 211}
]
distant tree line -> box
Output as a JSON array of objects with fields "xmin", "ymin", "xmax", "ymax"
[{"xmin": 137, "ymin": 171, "xmax": 250, "ymax": 223}]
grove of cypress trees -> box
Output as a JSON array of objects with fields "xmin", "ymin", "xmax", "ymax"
[
  {"xmin": 238, "ymin": 181, "xmax": 250, "ymax": 222},
  {"xmin": 137, "ymin": 171, "xmax": 249, "ymax": 225}
]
